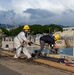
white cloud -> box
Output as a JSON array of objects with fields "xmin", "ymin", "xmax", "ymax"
[
  {"xmin": 0, "ymin": 0, "xmax": 74, "ymax": 26},
  {"xmin": 10, "ymin": 0, "xmax": 74, "ymax": 14},
  {"xmin": 0, "ymin": 0, "xmax": 74, "ymax": 14},
  {"xmin": 0, "ymin": 0, "xmax": 74, "ymax": 13}
]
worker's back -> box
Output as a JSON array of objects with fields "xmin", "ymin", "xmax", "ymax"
[{"xmin": 40, "ymin": 35, "xmax": 55, "ymax": 44}]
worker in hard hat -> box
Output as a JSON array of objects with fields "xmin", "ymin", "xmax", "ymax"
[
  {"xmin": 14, "ymin": 24, "xmax": 32, "ymax": 61},
  {"xmin": 35, "ymin": 34, "xmax": 60, "ymax": 57}
]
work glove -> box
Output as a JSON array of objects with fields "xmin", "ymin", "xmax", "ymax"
[{"xmin": 28, "ymin": 42, "xmax": 33, "ymax": 46}]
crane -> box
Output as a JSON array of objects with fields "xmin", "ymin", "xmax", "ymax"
[
  {"xmin": 4, "ymin": 23, "xmax": 9, "ymax": 30},
  {"xmin": 11, "ymin": 17, "xmax": 18, "ymax": 29}
]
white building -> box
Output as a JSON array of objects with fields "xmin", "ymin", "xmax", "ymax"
[
  {"xmin": 54, "ymin": 27, "xmax": 74, "ymax": 37},
  {"xmin": 2, "ymin": 36, "xmax": 14, "ymax": 50}
]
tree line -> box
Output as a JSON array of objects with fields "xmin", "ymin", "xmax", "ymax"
[{"xmin": 0, "ymin": 24, "xmax": 63, "ymax": 36}]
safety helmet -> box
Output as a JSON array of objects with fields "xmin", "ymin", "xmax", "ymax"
[
  {"xmin": 54, "ymin": 34, "xmax": 60, "ymax": 40},
  {"xmin": 23, "ymin": 25, "xmax": 30, "ymax": 30}
]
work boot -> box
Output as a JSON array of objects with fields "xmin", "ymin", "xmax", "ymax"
[
  {"xmin": 34, "ymin": 50, "xmax": 42, "ymax": 58},
  {"xmin": 14, "ymin": 55, "xmax": 18, "ymax": 59},
  {"xmin": 35, "ymin": 53, "xmax": 42, "ymax": 58},
  {"xmin": 31, "ymin": 53, "xmax": 36, "ymax": 58},
  {"xmin": 26, "ymin": 58, "xmax": 33, "ymax": 62}
]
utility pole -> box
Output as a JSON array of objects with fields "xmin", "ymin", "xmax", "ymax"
[{"xmin": 49, "ymin": 27, "xmax": 51, "ymax": 34}]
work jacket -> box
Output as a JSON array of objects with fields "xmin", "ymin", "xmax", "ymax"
[
  {"xmin": 40, "ymin": 34, "xmax": 55, "ymax": 44},
  {"xmin": 14, "ymin": 31, "xmax": 28, "ymax": 48}
]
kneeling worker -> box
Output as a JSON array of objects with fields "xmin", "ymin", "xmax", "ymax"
[
  {"xmin": 36, "ymin": 34, "xmax": 60, "ymax": 57},
  {"xmin": 14, "ymin": 24, "xmax": 32, "ymax": 61}
]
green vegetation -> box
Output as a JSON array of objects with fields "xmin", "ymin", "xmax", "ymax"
[
  {"xmin": 0, "ymin": 24, "xmax": 63, "ymax": 36},
  {"xmin": 0, "ymin": 26, "xmax": 10, "ymax": 36},
  {"xmin": 49, "ymin": 24, "xmax": 63, "ymax": 34},
  {"xmin": 9, "ymin": 26, "xmax": 23, "ymax": 36}
]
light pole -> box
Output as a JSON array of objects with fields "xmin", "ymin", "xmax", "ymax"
[{"xmin": 49, "ymin": 27, "xmax": 51, "ymax": 34}]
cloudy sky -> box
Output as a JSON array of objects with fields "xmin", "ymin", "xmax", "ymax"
[{"xmin": 0, "ymin": 0, "xmax": 74, "ymax": 26}]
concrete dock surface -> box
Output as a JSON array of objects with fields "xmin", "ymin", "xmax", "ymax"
[
  {"xmin": 0, "ymin": 64, "xmax": 21, "ymax": 75},
  {"xmin": 0, "ymin": 55, "xmax": 74, "ymax": 75}
]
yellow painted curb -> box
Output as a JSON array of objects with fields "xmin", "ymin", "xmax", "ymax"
[
  {"xmin": 1, "ymin": 51, "xmax": 14, "ymax": 56},
  {"xmin": 34, "ymin": 58, "xmax": 74, "ymax": 72}
]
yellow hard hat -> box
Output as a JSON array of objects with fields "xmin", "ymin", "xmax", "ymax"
[
  {"xmin": 54, "ymin": 34, "xmax": 60, "ymax": 40},
  {"xmin": 23, "ymin": 25, "xmax": 30, "ymax": 29}
]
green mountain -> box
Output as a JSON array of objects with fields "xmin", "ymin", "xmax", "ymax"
[{"xmin": 0, "ymin": 23, "xmax": 14, "ymax": 29}]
